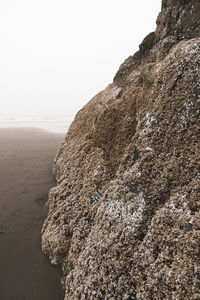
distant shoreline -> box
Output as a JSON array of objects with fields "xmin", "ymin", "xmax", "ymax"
[{"xmin": 0, "ymin": 119, "xmax": 72, "ymax": 133}]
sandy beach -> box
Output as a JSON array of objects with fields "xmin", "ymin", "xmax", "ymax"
[{"xmin": 0, "ymin": 128, "xmax": 65, "ymax": 300}]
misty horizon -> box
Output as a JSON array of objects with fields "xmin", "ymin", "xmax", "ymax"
[{"xmin": 0, "ymin": 0, "xmax": 161, "ymax": 120}]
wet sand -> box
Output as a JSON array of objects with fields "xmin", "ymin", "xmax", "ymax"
[{"xmin": 0, "ymin": 128, "xmax": 65, "ymax": 300}]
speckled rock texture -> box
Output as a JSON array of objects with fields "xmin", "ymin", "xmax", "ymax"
[{"xmin": 42, "ymin": 1, "xmax": 200, "ymax": 299}]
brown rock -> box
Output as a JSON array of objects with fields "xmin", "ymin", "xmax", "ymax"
[{"xmin": 42, "ymin": 0, "xmax": 200, "ymax": 299}]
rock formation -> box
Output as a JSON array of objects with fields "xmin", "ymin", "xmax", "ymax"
[{"xmin": 42, "ymin": 0, "xmax": 200, "ymax": 299}]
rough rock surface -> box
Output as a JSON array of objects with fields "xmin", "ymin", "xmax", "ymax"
[{"xmin": 42, "ymin": 1, "xmax": 200, "ymax": 299}]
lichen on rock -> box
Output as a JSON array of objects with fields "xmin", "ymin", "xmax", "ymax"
[{"xmin": 42, "ymin": 0, "xmax": 200, "ymax": 299}]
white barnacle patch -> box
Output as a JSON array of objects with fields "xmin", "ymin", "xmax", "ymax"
[
  {"xmin": 51, "ymin": 258, "xmax": 58, "ymax": 266},
  {"xmin": 170, "ymin": 39, "xmax": 200, "ymax": 62},
  {"xmin": 166, "ymin": 202, "xmax": 184, "ymax": 215},
  {"xmin": 128, "ymin": 69, "xmax": 141, "ymax": 82},
  {"xmin": 107, "ymin": 192, "xmax": 145, "ymax": 232},
  {"xmin": 146, "ymin": 146, "xmax": 153, "ymax": 151},
  {"xmin": 129, "ymin": 162, "xmax": 142, "ymax": 179},
  {"xmin": 195, "ymin": 172, "xmax": 200, "ymax": 179},
  {"xmin": 165, "ymin": 192, "xmax": 194, "ymax": 224},
  {"xmin": 176, "ymin": 192, "xmax": 186, "ymax": 200},
  {"xmin": 93, "ymin": 164, "xmax": 102, "ymax": 178},
  {"xmin": 101, "ymin": 84, "xmax": 122, "ymax": 107},
  {"xmin": 177, "ymin": 98, "xmax": 197, "ymax": 132},
  {"xmin": 135, "ymin": 171, "xmax": 141, "ymax": 178},
  {"xmin": 179, "ymin": 40, "xmax": 199, "ymax": 58},
  {"xmin": 140, "ymin": 113, "xmax": 157, "ymax": 136}
]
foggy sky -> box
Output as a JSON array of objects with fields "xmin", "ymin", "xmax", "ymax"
[{"xmin": 0, "ymin": 0, "xmax": 161, "ymax": 119}]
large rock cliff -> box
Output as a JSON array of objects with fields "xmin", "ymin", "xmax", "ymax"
[{"xmin": 42, "ymin": 1, "xmax": 200, "ymax": 299}]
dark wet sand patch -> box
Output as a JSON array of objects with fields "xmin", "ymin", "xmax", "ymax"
[{"xmin": 0, "ymin": 128, "xmax": 65, "ymax": 300}]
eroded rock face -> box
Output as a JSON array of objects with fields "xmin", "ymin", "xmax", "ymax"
[{"xmin": 42, "ymin": 0, "xmax": 200, "ymax": 299}]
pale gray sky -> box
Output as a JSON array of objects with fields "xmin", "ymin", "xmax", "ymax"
[{"xmin": 0, "ymin": 0, "xmax": 161, "ymax": 119}]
